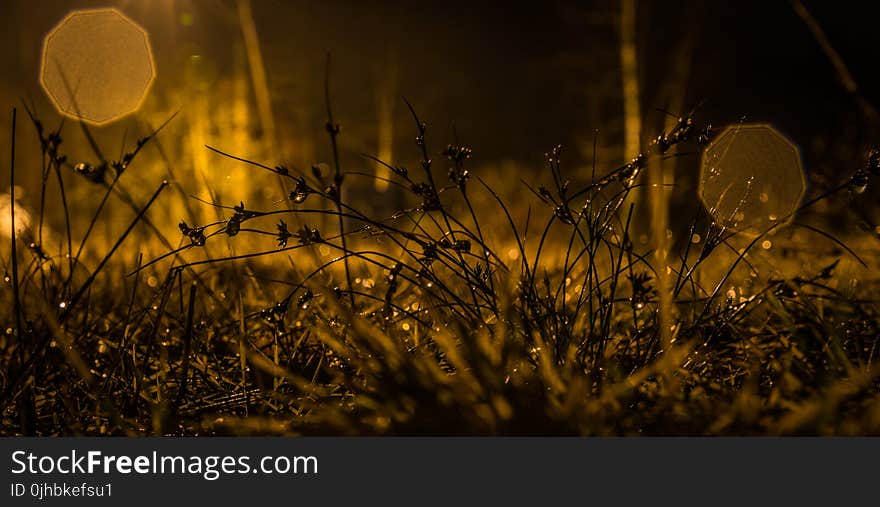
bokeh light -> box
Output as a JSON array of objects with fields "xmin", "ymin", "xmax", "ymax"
[
  {"xmin": 40, "ymin": 8, "xmax": 155, "ymax": 125},
  {"xmin": 699, "ymin": 124, "xmax": 805, "ymax": 232},
  {"xmin": 0, "ymin": 191, "xmax": 30, "ymax": 240}
]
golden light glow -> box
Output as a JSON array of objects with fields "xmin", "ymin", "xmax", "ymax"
[
  {"xmin": 40, "ymin": 8, "xmax": 155, "ymax": 125},
  {"xmin": 699, "ymin": 124, "xmax": 805, "ymax": 233},
  {"xmin": 0, "ymin": 192, "xmax": 30, "ymax": 240}
]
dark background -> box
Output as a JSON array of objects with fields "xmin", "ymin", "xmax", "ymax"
[{"xmin": 1, "ymin": 0, "xmax": 878, "ymax": 186}]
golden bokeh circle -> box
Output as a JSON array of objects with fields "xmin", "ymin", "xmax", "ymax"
[
  {"xmin": 40, "ymin": 8, "xmax": 155, "ymax": 125},
  {"xmin": 699, "ymin": 124, "xmax": 805, "ymax": 233}
]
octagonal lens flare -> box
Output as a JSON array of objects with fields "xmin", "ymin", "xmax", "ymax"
[
  {"xmin": 40, "ymin": 8, "xmax": 155, "ymax": 125},
  {"xmin": 699, "ymin": 124, "xmax": 805, "ymax": 233}
]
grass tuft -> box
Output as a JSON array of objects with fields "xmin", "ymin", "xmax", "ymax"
[{"xmin": 1, "ymin": 93, "xmax": 879, "ymax": 436}]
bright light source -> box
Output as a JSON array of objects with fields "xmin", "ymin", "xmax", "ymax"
[
  {"xmin": 40, "ymin": 8, "xmax": 155, "ymax": 125},
  {"xmin": 0, "ymin": 192, "xmax": 31, "ymax": 240},
  {"xmin": 700, "ymin": 124, "xmax": 805, "ymax": 233}
]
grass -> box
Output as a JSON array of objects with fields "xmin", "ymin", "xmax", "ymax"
[{"xmin": 1, "ymin": 85, "xmax": 879, "ymax": 436}]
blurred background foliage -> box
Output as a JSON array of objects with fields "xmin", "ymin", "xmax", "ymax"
[{"xmin": 1, "ymin": 0, "xmax": 878, "ymax": 216}]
